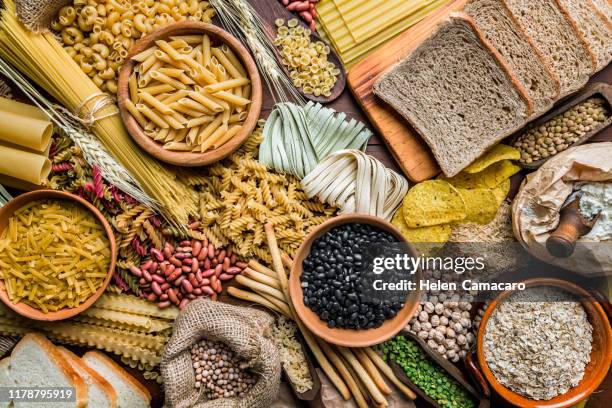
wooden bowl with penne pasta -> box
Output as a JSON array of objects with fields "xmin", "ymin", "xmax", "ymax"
[{"xmin": 117, "ymin": 22, "xmax": 262, "ymax": 166}]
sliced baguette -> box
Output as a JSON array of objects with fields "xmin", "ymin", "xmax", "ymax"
[
  {"xmin": 373, "ymin": 13, "xmax": 532, "ymax": 177},
  {"xmin": 555, "ymin": 0, "xmax": 612, "ymax": 71},
  {"xmin": 57, "ymin": 348, "xmax": 118, "ymax": 408},
  {"xmin": 3, "ymin": 333, "xmax": 88, "ymax": 408},
  {"xmin": 82, "ymin": 351, "xmax": 151, "ymax": 408},
  {"xmin": 503, "ymin": 0, "xmax": 596, "ymax": 96},
  {"xmin": 465, "ymin": 0, "xmax": 561, "ymax": 116}
]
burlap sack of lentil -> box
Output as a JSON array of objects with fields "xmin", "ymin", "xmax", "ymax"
[
  {"xmin": 161, "ymin": 298, "xmax": 281, "ymax": 408},
  {"xmin": 14, "ymin": 0, "xmax": 71, "ymax": 32}
]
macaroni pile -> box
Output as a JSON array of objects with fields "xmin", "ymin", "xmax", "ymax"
[
  {"xmin": 52, "ymin": 0, "xmax": 215, "ymax": 95},
  {"xmin": 125, "ymin": 34, "xmax": 251, "ymax": 152},
  {"xmin": 274, "ymin": 19, "xmax": 340, "ymax": 98},
  {"xmin": 0, "ymin": 199, "xmax": 111, "ymax": 313}
]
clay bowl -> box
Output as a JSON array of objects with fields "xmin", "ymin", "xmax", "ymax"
[
  {"xmin": 118, "ymin": 22, "xmax": 262, "ymax": 167},
  {"xmin": 0, "ymin": 190, "xmax": 117, "ymax": 321},
  {"xmin": 477, "ymin": 278, "xmax": 612, "ymax": 408},
  {"xmin": 289, "ymin": 214, "xmax": 421, "ymax": 347}
]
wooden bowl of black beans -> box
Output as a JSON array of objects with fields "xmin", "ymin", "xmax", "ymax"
[{"xmin": 289, "ymin": 214, "xmax": 422, "ymax": 347}]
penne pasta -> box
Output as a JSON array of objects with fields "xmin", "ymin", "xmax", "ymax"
[
  {"xmin": 136, "ymin": 103, "xmax": 169, "ymax": 128},
  {"xmin": 125, "ymin": 34, "xmax": 252, "ymax": 152},
  {"xmin": 213, "ymin": 91, "xmax": 251, "ymax": 107}
]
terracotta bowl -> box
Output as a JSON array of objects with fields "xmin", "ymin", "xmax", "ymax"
[
  {"xmin": 117, "ymin": 22, "xmax": 262, "ymax": 167},
  {"xmin": 477, "ymin": 278, "xmax": 612, "ymax": 408},
  {"xmin": 0, "ymin": 190, "xmax": 117, "ymax": 321},
  {"xmin": 289, "ymin": 214, "xmax": 422, "ymax": 347}
]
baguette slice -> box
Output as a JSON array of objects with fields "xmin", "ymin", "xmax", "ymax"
[
  {"xmin": 591, "ymin": 0, "xmax": 612, "ymax": 24},
  {"xmin": 82, "ymin": 351, "xmax": 151, "ymax": 408},
  {"xmin": 555, "ymin": 0, "xmax": 612, "ymax": 71},
  {"xmin": 2, "ymin": 333, "xmax": 88, "ymax": 408},
  {"xmin": 373, "ymin": 14, "xmax": 532, "ymax": 177},
  {"xmin": 57, "ymin": 348, "xmax": 118, "ymax": 408},
  {"xmin": 503, "ymin": 0, "xmax": 596, "ymax": 96},
  {"xmin": 465, "ymin": 0, "xmax": 561, "ymax": 116}
]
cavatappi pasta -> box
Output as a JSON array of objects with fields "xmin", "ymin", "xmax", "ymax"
[
  {"xmin": 0, "ymin": 199, "xmax": 111, "ymax": 313},
  {"xmin": 126, "ymin": 35, "xmax": 251, "ymax": 152},
  {"xmin": 274, "ymin": 19, "xmax": 339, "ymax": 98},
  {"xmin": 52, "ymin": 0, "xmax": 215, "ymax": 95}
]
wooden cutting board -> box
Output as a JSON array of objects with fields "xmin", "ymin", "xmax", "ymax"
[{"xmin": 347, "ymin": 0, "xmax": 468, "ymax": 182}]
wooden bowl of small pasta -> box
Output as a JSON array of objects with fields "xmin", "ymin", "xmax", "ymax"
[
  {"xmin": 117, "ymin": 22, "xmax": 262, "ymax": 167},
  {"xmin": 0, "ymin": 190, "xmax": 116, "ymax": 321}
]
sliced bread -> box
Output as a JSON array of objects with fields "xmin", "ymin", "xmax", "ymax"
[
  {"xmin": 82, "ymin": 351, "xmax": 151, "ymax": 408},
  {"xmin": 464, "ymin": 0, "xmax": 561, "ymax": 116},
  {"xmin": 0, "ymin": 358, "xmax": 10, "ymax": 408},
  {"xmin": 591, "ymin": 0, "xmax": 612, "ymax": 24},
  {"xmin": 555, "ymin": 0, "xmax": 612, "ymax": 71},
  {"xmin": 57, "ymin": 348, "xmax": 118, "ymax": 408},
  {"xmin": 503, "ymin": 0, "xmax": 596, "ymax": 96},
  {"xmin": 373, "ymin": 13, "xmax": 532, "ymax": 177},
  {"xmin": 2, "ymin": 333, "xmax": 88, "ymax": 408}
]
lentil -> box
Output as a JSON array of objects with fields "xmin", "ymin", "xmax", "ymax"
[
  {"xmin": 513, "ymin": 97, "xmax": 610, "ymax": 164},
  {"xmin": 301, "ymin": 223, "xmax": 403, "ymax": 330}
]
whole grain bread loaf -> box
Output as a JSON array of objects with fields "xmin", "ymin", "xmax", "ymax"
[
  {"xmin": 465, "ymin": 0, "xmax": 561, "ymax": 116},
  {"xmin": 556, "ymin": 0, "xmax": 612, "ymax": 72},
  {"xmin": 373, "ymin": 13, "xmax": 532, "ymax": 177},
  {"xmin": 503, "ymin": 0, "xmax": 595, "ymax": 96}
]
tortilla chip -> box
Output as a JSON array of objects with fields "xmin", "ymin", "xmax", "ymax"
[
  {"xmin": 440, "ymin": 160, "xmax": 520, "ymax": 189},
  {"xmin": 402, "ymin": 180, "xmax": 466, "ymax": 227},
  {"xmin": 491, "ymin": 178, "xmax": 511, "ymax": 206},
  {"xmin": 464, "ymin": 144, "xmax": 521, "ymax": 174},
  {"xmin": 457, "ymin": 188, "xmax": 498, "ymax": 224},
  {"xmin": 392, "ymin": 208, "xmax": 452, "ymax": 243}
]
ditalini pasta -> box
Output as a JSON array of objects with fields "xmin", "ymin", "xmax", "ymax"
[
  {"xmin": 0, "ymin": 97, "xmax": 53, "ymax": 152},
  {"xmin": 126, "ymin": 35, "xmax": 251, "ymax": 152},
  {"xmin": 0, "ymin": 200, "xmax": 111, "ymax": 313}
]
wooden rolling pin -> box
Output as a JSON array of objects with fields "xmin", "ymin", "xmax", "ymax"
[{"xmin": 546, "ymin": 197, "xmax": 601, "ymax": 258}]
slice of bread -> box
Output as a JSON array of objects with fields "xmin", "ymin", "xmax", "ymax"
[
  {"xmin": 555, "ymin": 0, "xmax": 612, "ymax": 71},
  {"xmin": 0, "ymin": 358, "xmax": 10, "ymax": 408},
  {"xmin": 503, "ymin": 0, "xmax": 596, "ymax": 96},
  {"xmin": 465, "ymin": 0, "xmax": 561, "ymax": 116},
  {"xmin": 82, "ymin": 351, "xmax": 151, "ymax": 408},
  {"xmin": 373, "ymin": 14, "xmax": 532, "ymax": 177},
  {"xmin": 591, "ymin": 0, "xmax": 612, "ymax": 24},
  {"xmin": 2, "ymin": 333, "xmax": 88, "ymax": 408},
  {"xmin": 57, "ymin": 348, "xmax": 118, "ymax": 408}
]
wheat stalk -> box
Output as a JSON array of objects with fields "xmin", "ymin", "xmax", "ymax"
[
  {"xmin": 0, "ymin": 57, "xmax": 160, "ymax": 211},
  {"xmin": 210, "ymin": 0, "xmax": 305, "ymax": 104}
]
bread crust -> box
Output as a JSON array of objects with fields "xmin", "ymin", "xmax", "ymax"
[
  {"xmin": 13, "ymin": 333, "xmax": 88, "ymax": 408},
  {"xmin": 491, "ymin": 0, "xmax": 562, "ymax": 99},
  {"xmin": 58, "ymin": 347, "xmax": 118, "ymax": 408},
  {"xmin": 83, "ymin": 351, "xmax": 151, "ymax": 404},
  {"xmin": 453, "ymin": 12, "xmax": 534, "ymax": 116},
  {"xmin": 552, "ymin": 0, "xmax": 598, "ymax": 72}
]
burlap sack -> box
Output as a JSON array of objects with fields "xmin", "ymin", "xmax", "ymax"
[
  {"xmin": 14, "ymin": 0, "xmax": 71, "ymax": 32},
  {"xmin": 161, "ymin": 298, "xmax": 281, "ymax": 408}
]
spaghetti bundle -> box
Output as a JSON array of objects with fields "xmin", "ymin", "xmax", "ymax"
[{"xmin": 0, "ymin": 0, "xmax": 197, "ymax": 226}]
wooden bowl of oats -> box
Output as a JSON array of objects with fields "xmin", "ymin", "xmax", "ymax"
[{"xmin": 476, "ymin": 278, "xmax": 612, "ymax": 408}]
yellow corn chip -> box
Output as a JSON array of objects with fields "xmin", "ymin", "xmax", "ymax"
[
  {"xmin": 457, "ymin": 188, "xmax": 498, "ymax": 224},
  {"xmin": 440, "ymin": 160, "xmax": 520, "ymax": 189},
  {"xmin": 402, "ymin": 180, "xmax": 466, "ymax": 227},
  {"xmin": 392, "ymin": 208, "xmax": 452, "ymax": 243},
  {"xmin": 464, "ymin": 144, "xmax": 521, "ymax": 174}
]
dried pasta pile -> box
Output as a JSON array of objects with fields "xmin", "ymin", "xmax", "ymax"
[
  {"xmin": 0, "ymin": 199, "xmax": 110, "ymax": 313},
  {"xmin": 53, "ymin": 0, "xmax": 215, "ymax": 95},
  {"xmin": 125, "ymin": 35, "xmax": 251, "ymax": 152},
  {"xmin": 182, "ymin": 125, "xmax": 336, "ymax": 263},
  {"xmin": 0, "ymin": 293, "xmax": 175, "ymax": 375}
]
